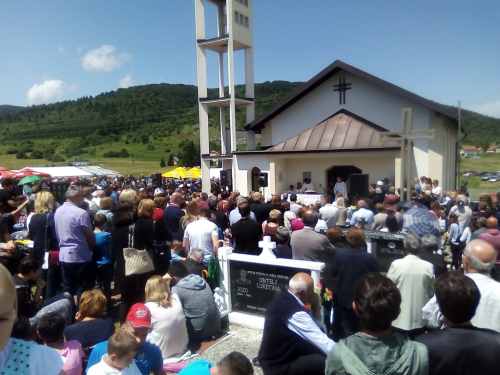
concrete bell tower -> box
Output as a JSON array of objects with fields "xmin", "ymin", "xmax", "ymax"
[{"xmin": 194, "ymin": 0, "xmax": 256, "ymax": 192}]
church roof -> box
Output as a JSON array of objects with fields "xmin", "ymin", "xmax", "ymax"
[
  {"xmin": 258, "ymin": 110, "xmax": 401, "ymax": 153},
  {"xmin": 245, "ymin": 60, "xmax": 458, "ymax": 132}
]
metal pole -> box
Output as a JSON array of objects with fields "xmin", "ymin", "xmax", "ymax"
[{"xmin": 458, "ymin": 100, "xmax": 461, "ymax": 189}]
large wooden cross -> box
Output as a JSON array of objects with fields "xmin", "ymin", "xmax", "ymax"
[{"xmin": 379, "ymin": 108, "xmax": 435, "ymax": 201}]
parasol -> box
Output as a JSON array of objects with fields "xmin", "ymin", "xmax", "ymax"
[
  {"xmin": 18, "ymin": 175, "xmax": 44, "ymax": 185},
  {"xmin": 403, "ymin": 207, "xmax": 441, "ymax": 238}
]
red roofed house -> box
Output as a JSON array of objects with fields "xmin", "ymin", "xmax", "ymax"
[{"xmin": 461, "ymin": 146, "xmax": 477, "ymax": 157}]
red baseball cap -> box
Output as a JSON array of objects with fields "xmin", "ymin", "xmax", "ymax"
[{"xmin": 126, "ymin": 303, "xmax": 152, "ymax": 328}]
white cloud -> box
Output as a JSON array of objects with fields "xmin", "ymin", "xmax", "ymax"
[
  {"xmin": 470, "ymin": 100, "xmax": 500, "ymax": 119},
  {"xmin": 119, "ymin": 74, "xmax": 134, "ymax": 89},
  {"xmin": 76, "ymin": 44, "xmax": 87, "ymax": 53},
  {"xmin": 81, "ymin": 45, "xmax": 132, "ymax": 72},
  {"xmin": 26, "ymin": 79, "xmax": 76, "ymax": 105},
  {"xmin": 57, "ymin": 46, "xmax": 65, "ymax": 54}
]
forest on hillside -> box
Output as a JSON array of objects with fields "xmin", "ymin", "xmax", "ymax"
[{"xmin": 0, "ymin": 80, "xmax": 498, "ymax": 164}]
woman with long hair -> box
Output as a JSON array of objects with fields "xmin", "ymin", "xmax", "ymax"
[
  {"xmin": 28, "ymin": 191, "xmax": 60, "ymax": 299},
  {"xmin": 381, "ymin": 215, "xmax": 400, "ymax": 233},
  {"xmin": 429, "ymin": 201, "xmax": 444, "ymax": 220},
  {"xmin": 335, "ymin": 197, "xmax": 347, "ymax": 226},
  {"xmin": 145, "ymin": 275, "xmax": 189, "ymax": 361},
  {"xmin": 180, "ymin": 201, "xmax": 199, "ymax": 229}
]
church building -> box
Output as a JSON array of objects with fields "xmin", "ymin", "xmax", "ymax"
[{"xmin": 232, "ymin": 60, "xmax": 459, "ymax": 197}]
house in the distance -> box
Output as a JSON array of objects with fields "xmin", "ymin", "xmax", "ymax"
[
  {"xmin": 72, "ymin": 158, "xmax": 91, "ymax": 166},
  {"xmin": 486, "ymin": 145, "xmax": 500, "ymax": 154},
  {"xmin": 461, "ymin": 146, "xmax": 477, "ymax": 157}
]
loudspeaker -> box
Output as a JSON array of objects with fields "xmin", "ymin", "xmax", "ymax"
[
  {"xmin": 151, "ymin": 173, "xmax": 162, "ymax": 188},
  {"xmin": 220, "ymin": 170, "xmax": 229, "ymax": 186},
  {"xmin": 349, "ymin": 174, "xmax": 369, "ymax": 198},
  {"xmin": 259, "ymin": 172, "xmax": 268, "ymax": 187}
]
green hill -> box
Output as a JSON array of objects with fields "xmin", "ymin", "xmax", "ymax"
[{"xmin": 0, "ymin": 81, "xmax": 498, "ymax": 175}]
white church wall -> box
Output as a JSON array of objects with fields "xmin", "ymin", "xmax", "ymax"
[
  {"xmin": 428, "ymin": 113, "xmax": 445, "ymax": 187},
  {"xmin": 268, "ymin": 71, "xmax": 433, "ymax": 148},
  {"xmin": 234, "ymin": 154, "xmax": 273, "ymax": 196}
]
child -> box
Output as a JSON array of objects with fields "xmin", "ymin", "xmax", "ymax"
[
  {"xmin": 179, "ymin": 351, "xmax": 253, "ymax": 375},
  {"xmin": 87, "ymin": 331, "xmax": 141, "ymax": 375},
  {"xmin": 37, "ymin": 312, "xmax": 84, "ymax": 375},
  {"xmin": 170, "ymin": 240, "xmax": 186, "ymax": 263},
  {"xmin": 0, "ymin": 263, "xmax": 64, "ymax": 375},
  {"xmin": 94, "ymin": 213, "xmax": 113, "ymax": 306}
]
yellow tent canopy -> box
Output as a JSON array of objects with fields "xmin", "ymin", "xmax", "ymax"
[
  {"xmin": 162, "ymin": 167, "xmax": 188, "ymax": 178},
  {"xmin": 185, "ymin": 167, "xmax": 202, "ymax": 178}
]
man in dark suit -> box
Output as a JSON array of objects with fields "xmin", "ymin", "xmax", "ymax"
[
  {"xmin": 416, "ymin": 271, "xmax": 500, "ymax": 375},
  {"xmin": 207, "ymin": 195, "xmax": 229, "ymax": 232},
  {"xmin": 163, "ymin": 192, "xmax": 185, "ymax": 241},
  {"xmin": 418, "ymin": 234, "xmax": 447, "ymax": 278},
  {"xmin": 182, "ymin": 249, "xmax": 206, "ymax": 277},
  {"xmin": 250, "ymin": 192, "xmax": 272, "ymax": 224},
  {"xmin": 231, "ymin": 203, "xmax": 263, "ymax": 255},
  {"xmin": 331, "ymin": 227, "xmax": 379, "ymax": 338}
]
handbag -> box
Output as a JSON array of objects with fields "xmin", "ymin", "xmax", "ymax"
[
  {"xmin": 44, "ymin": 213, "xmax": 59, "ymax": 265},
  {"xmin": 124, "ymin": 224, "xmax": 155, "ymax": 276}
]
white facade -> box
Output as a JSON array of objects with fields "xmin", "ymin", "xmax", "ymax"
[{"xmin": 234, "ymin": 61, "xmax": 458, "ymax": 196}]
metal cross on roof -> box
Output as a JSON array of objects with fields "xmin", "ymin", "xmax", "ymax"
[
  {"xmin": 333, "ymin": 78, "xmax": 352, "ymax": 105},
  {"xmin": 379, "ymin": 108, "xmax": 435, "ymax": 201}
]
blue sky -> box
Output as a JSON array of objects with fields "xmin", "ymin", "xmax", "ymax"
[{"xmin": 1, "ymin": 0, "xmax": 499, "ymax": 118}]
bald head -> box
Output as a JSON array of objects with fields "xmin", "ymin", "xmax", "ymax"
[
  {"xmin": 289, "ymin": 273, "xmax": 314, "ymax": 305},
  {"xmin": 487, "ymin": 217, "xmax": 498, "ymax": 229},
  {"xmin": 171, "ymin": 192, "xmax": 183, "ymax": 205},
  {"xmin": 252, "ymin": 192, "xmax": 262, "ymax": 202},
  {"xmin": 358, "ymin": 200, "xmax": 367, "ymax": 208},
  {"xmin": 463, "ymin": 239, "xmax": 497, "ymax": 274}
]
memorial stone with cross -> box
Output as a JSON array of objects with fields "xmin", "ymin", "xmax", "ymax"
[
  {"xmin": 258, "ymin": 236, "xmax": 277, "ymax": 259},
  {"xmin": 379, "ymin": 108, "xmax": 435, "ymax": 201}
]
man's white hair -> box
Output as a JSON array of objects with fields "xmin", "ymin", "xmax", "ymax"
[
  {"xmin": 464, "ymin": 242, "xmax": 496, "ymax": 273},
  {"xmin": 289, "ymin": 278, "xmax": 309, "ymax": 294}
]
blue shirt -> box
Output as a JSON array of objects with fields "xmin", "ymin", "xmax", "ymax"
[
  {"xmin": 229, "ymin": 209, "xmax": 256, "ymax": 226},
  {"xmin": 95, "ymin": 231, "xmax": 112, "ymax": 265},
  {"xmin": 350, "ymin": 208, "xmax": 375, "ymax": 230},
  {"xmin": 179, "ymin": 360, "xmax": 213, "ymax": 375},
  {"xmin": 110, "ymin": 191, "xmax": 119, "ymax": 206},
  {"xmin": 86, "ymin": 340, "xmax": 163, "ymax": 375}
]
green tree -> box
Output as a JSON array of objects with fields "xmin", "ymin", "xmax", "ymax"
[
  {"xmin": 167, "ymin": 153, "xmax": 174, "ymax": 166},
  {"xmin": 178, "ymin": 140, "xmax": 199, "ymax": 168},
  {"xmin": 30, "ymin": 150, "xmax": 43, "ymax": 159},
  {"xmin": 16, "ymin": 150, "xmax": 27, "ymax": 159},
  {"xmin": 146, "ymin": 144, "xmax": 155, "ymax": 151},
  {"xmin": 160, "ymin": 157, "xmax": 166, "ymax": 168}
]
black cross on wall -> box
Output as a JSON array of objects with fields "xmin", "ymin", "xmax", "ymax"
[{"xmin": 333, "ymin": 78, "xmax": 352, "ymax": 105}]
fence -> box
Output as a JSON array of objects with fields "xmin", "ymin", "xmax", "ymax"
[{"xmin": 468, "ymin": 189, "xmax": 500, "ymax": 202}]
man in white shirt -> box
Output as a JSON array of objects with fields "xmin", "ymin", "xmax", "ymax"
[
  {"xmin": 319, "ymin": 195, "xmax": 338, "ymax": 228},
  {"xmin": 258, "ymin": 273, "xmax": 334, "ymax": 375},
  {"xmin": 302, "ymin": 178, "xmax": 314, "ymax": 192},
  {"xmin": 387, "ymin": 234, "xmax": 435, "ymax": 339},
  {"xmin": 333, "ymin": 176, "xmax": 347, "ymax": 200},
  {"xmin": 431, "ymin": 179, "xmax": 442, "ymax": 202},
  {"xmin": 423, "ymin": 239, "xmax": 500, "ymax": 332},
  {"xmin": 183, "ymin": 210, "xmax": 219, "ymax": 265},
  {"xmin": 350, "ymin": 200, "xmax": 374, "ymax": 230},
  {"xmin": 229, "ymin": 196, "xmax": 256, "ymax": 226},
  {"xmin": 289, "ymin": 194, "xmax": 302, "ymax": 215}
]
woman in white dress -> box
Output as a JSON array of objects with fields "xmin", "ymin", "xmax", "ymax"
[{"xmin": 145, "ymin": 275, "xmax": 189, "ymax": 362}]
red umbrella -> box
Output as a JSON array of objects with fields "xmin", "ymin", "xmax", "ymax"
[
  {"xmin": 0, "ymin": 167, "xmax": 10, "ymax": 171},
  {"xmin": 12, "ymin": 168, "xmax": 51, "ymax": 178}
]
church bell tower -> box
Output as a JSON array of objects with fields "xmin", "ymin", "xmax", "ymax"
[{"xmin": 194, "ymin": 0, "xmax": 256, "ymax": 192}]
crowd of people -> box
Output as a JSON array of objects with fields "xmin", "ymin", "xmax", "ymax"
[{"xmin": 0, "ymin": 171, "xmax": 500, "ymax": 375}]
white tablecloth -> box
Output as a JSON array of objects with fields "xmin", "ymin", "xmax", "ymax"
[{"xmin": 295, "ymin": 194, "xmax": 323, "ymax": 206}]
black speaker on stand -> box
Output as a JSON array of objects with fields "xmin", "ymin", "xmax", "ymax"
[
  {"xmin": 151, "ymin": 173, "xmax": 162, "ymax": 188},
  {"xmin": 220, "ymin": 170, "xmax": 232, "ymax": 186},
  {"xmin": 349, "ymin": 174, "xmax": 369, "ymax": 199}
]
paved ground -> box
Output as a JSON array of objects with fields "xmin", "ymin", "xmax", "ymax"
[{"xmin": 168, "ymin": 324, "xmax": 264, "ymax": 375}]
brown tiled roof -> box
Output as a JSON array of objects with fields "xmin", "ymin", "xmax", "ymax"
[
  {"xmin": 487, "ymin": 145, "xmax": 498, "ymax": 151},
  {"xmin": 462, "ymin": 146, "xmax": 477, "ymax": 151},
  {"xmin": 266, "ymin": 110, "xmax": 400, "ymax": 152}
]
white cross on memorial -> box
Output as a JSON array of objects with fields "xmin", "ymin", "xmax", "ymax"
[
  {"xmin": 379, "ymin": 108, "xmax": 435, "ymax": 201},
  {"xmin": 258, "ymin": 236, "xmax": 277, "ymax": 259}
]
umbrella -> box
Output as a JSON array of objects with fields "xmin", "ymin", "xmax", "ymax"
[
  {"xmin": 403, "ymin": 207, "xmax": 441, "ymax": 237},
  {"xmin": 399, "ymin": 200, "xmax": 429, "ymax": 211},
  {"xmin": 18, "ymin": 175, "xmax": 44, "ymax": 185},
  {"xmin": 162, "ymin": 167, "xmax": 189, "ymax": 178},
  {"xmin": 12, "ymin": 168, "xmax": 51, "ymax": 178},
  {"xmin": 186, "ymin": 167, "xmax": 202, "ymax": 178}
]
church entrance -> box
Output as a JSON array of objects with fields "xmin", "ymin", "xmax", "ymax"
[
  {"xmin": 326, "ymin": 165, "xmax": 362, "ymax": 195},
  {"xmin": 250, "ymin": 167, "xmax": 261, "ymax": 192}
]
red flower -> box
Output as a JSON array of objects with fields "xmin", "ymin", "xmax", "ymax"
[
  {"xmin": 316, "ymin": 283, "xmax": 323, "ymax": 288},
  {"xmin": 328, "ymin": 290, "xmax": 333, "ymax": 297}
]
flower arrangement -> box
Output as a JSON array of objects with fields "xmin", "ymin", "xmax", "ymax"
[{"xmin": 315, "ymin": 283, "xmax": 334, "ymax": 304}]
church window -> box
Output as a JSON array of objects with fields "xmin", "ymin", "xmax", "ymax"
[
  {"xmin": 245, "ymin": 16, "xmax": 249, "ymax": 28},
  {"xmin": 240, "ymin": 13, "xmax": 244, "ymax": 25},
  {"xmin": 234, "ymin": 11, "xmax": 239, "ymax": 24},
  {"xmin": 244, "ymin": 0, "xmax": 249, "ymax": 6}
]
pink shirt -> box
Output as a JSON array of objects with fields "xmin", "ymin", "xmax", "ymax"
[
  {"xmin": 291, "ymin": 219, "xmax": 305, "ymax": 231},
  {"xmin": 61, "ymin": 340, "xmax": 84, "ymax": 375}
]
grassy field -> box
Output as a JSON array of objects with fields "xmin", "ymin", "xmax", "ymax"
[{"xmin": 459, "ymin": 154, "xmax": 500, "ymax": 189}]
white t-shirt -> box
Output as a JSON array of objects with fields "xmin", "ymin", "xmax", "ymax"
[
  {"xmin": 87, "ymin": 355, "xmax": 141, "ymax": 375},
  {"xmin": 0, "ymin": 338, "xmax": 64, "ymax": 375},
  {"xmin": 432, "ymin": 186, "xmax": 442, "ymax": 201},
  {"xmin": 146, "ymin": 294, "xmax": 189, "ymax": 362},
  {"xmin": 183, "ymin": 219, "xmax": 218, "ymax": 263}
]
